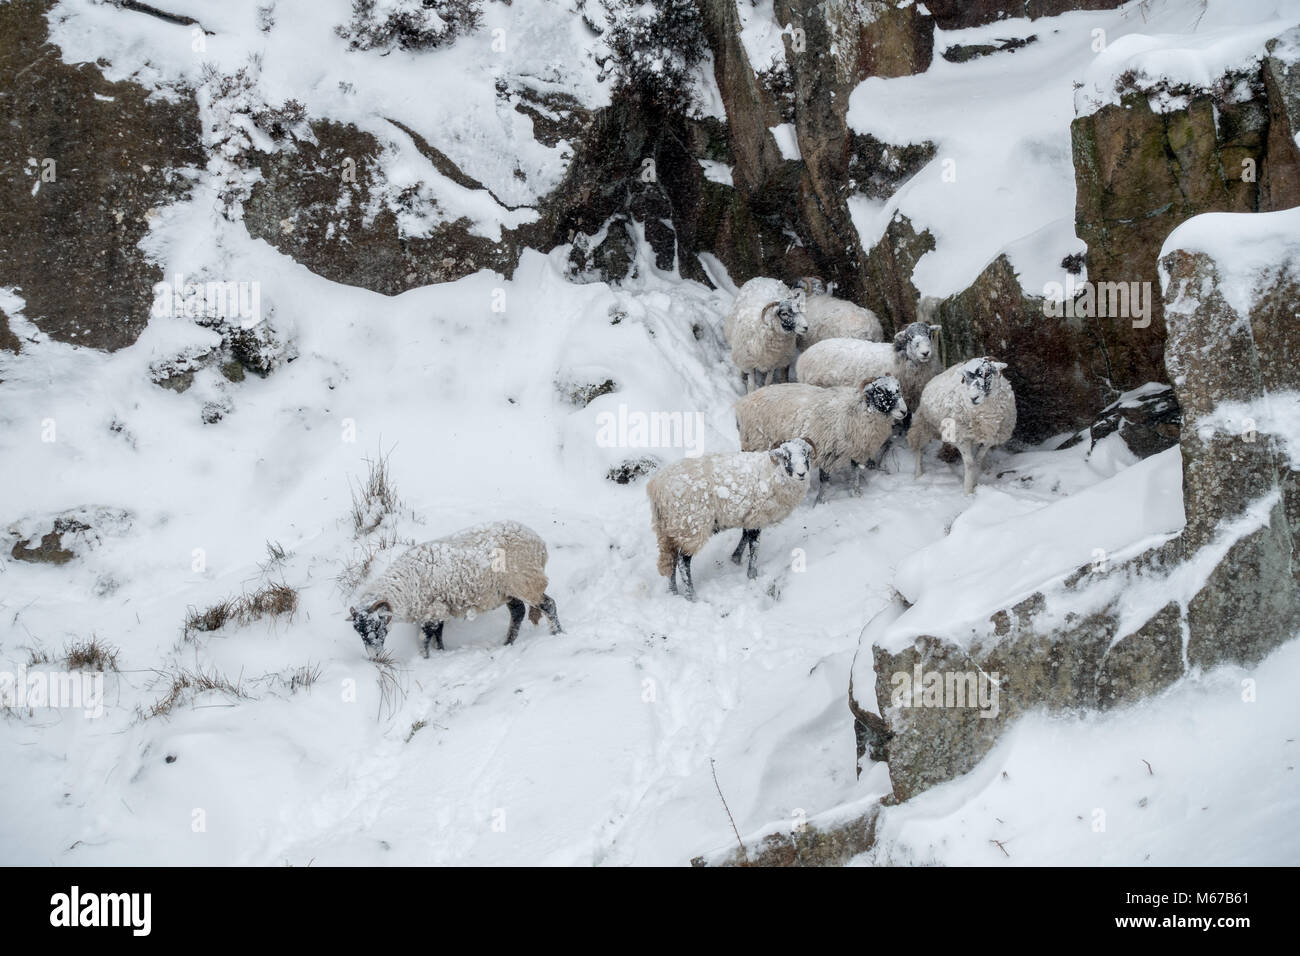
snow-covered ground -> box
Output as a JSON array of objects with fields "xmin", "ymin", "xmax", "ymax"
[
  {"xmin": 857, "ymin": 636, "xmax": 1300, "ymax": 866},
  {"xmin": 3, "ymin": 0, "xmax": 1298, "ymax": 866}
]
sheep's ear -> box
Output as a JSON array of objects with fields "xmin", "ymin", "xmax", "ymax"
[
  {"xmin": 993, "ymin": 361, "xmax": 1008, "ymax": 372},
  {"xmin": 929, "ymin": 324, "xmax": 942, "ymax": 334},
  {"xmin": 349, "ymin": 606, "xmax": 357, "ymax": 619},
  {"xmin": 769, "ymin": 445, "xmax": 789, "ymax": 466}
]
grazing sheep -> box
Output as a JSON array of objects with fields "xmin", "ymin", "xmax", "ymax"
[
  {"xmin": 724, "ymin": 277, "xmax": 808, "ymax": 392},
  {"xmin": 734, "ymin": 377, "xmax": 907, "ymax": 502},
  {"xmin": 349, "ymin": 520, "xmax": 561, "ymax": 656},
  {"xmin": 908, "ymin": 357, "xmax": 1017, "ymax": 495},
  {"xmin": 647, "ymin": 438, "xmax": 814, "ymax": 599},
  {"xmin": 790, "ymin": 277, "xmax": 884, "ymax": 351},
  {"xmin": 795, "ymin": 322, "xmax": 942, "ymax": 411}
]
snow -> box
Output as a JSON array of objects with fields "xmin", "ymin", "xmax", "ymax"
[
  {"xmin": 4, "ymin": 0, "xmax": 1298, "ymax": 868},
  {"xmin": 769, "ymin": 123, "xmax": 802, "ymax": 161},
  {"xmin": 854, "ymin": 636, "xmax": 1300, "ymax": 866},
  {"xmin": 870, "ymin": 445, "xmax": 1186, "ymax": 655},
  {"xmin": 1074, "ymin": 6, "xmax": 1300, "ymax": 115},
  {"xmin": 845, "ymin": 0, "xmax": 1300, "ymax": 299},
  {"xmin": 1199, "ymin": 393, "xmax": 1300, "ymax": 468},
  {"xmin": 47, "ymin": 0, "xmax": 610, "ymax": 233},
  {"xmin": 699, "ymin": 159, "xmax": 735, "ymax": 186},
  {"xmin": 1160, "ymin": 206, "xmax": 1300, "ymax": 320},
  {"xmin": 735, "ymin": 0, "xmax": 789, "ymax": 78}
]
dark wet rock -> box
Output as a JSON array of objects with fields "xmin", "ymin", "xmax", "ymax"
[
  {"xmin": 0, "ymin": 0, "xmax": 202, "ymax": 352},
  {"xmin": 8, "ymin": 507, "xmax": 131, "ymax": 565},
  {"xmin": 558, "ymin": 377, "xmax": 617, "ymax": 408},
  {"xmin": 1058, "ymin": 383, "xmax": 1181, "ymax": 458},
  {"xmin": 848, "ymin": 133, "xmax": 937, "ymax": 202},
  {"xmin": 942, "ymin": 35, "xmax": 1037, "ymax": 64},
  {"xmin": 243, "ymin": 120, "xmax": 515, "ymax": 293},
  {"xmin": 691, "ymin": 800, "xmax": 881, "ymax": 867},
  {"xmin": 1262, "ymin": 28, "xmax": 1300, "ymax": 206},
  {"xmin": 921, "ymin": 254, "xmax": 1108, "ymax": 441},
  {"xmin": 924, "ymin": 0, "xmax": 1126, "ymax": 30},
  {"xmin": 1070, "ymin": 56, "xmax": 1300, "ymax": 390},
  {"xmin": 606, "ymin": 457, "xmax": 660, "ymax": 485},
  {"xmin": 860, "ymin": 213, "xmax": 935, "ymax": 334}
]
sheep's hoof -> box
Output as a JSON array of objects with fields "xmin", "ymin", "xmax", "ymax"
[{"xmin": 746, "ymin": 569, "xmax": 758, "ymax": 581}]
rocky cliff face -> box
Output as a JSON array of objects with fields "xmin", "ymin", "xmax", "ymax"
[
  {"xmin": 9, "ymin": 1, "xmax": 1292, "ymax": 451},
  {"xmin": 1068, "ymin": 24, "xmax": 1300, "ymax": 393},
  {"xmin": 0, "ymin": 0, "xmax": 202, "ymax": 351},
  {"xmin": 854, "ymin": 206, "xmax": 1300, "ymax": 803}
]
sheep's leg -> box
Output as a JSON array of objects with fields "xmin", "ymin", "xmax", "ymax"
[
  {"xmin": 814, "ymin": 468, "xmax": 830, "ymax": 506},
  {"xmin": 538, "ymin": 594, "xmax": 562, "ymax": 634},
  {"xmin": 668, "ymin": 548, "xmax": 680, "ymax": 595},
  {"xmin": 679, "ymin": 553, "xmax": 695, "ymax": 602},
  {"xmin": 850, "ymin": 461, "xmax": 864, "ymax": 496},
  {"xmin": 745, "ymin": 529, "xmax": 761, "ymax": 580},
  {"xmin": 866, "ymin": 437, "xmax": 891, "ymax": 472},
  {"xmin": 504, "ymin": 598, "xmax": 527, "ymax": 645},
  {"xmin": 420, "ymin": 621, "xmax": 444, "ymax": 657},
  {"xmin": 730, "ymin": 531, "xmax": 748, "ymax": 566},
  {"xmin": 958, "ymin": 441, "xmax": 978, "ymax": 495},
  {"xmin": 909, "ymin": 425, "xmax": 928, "ymax": 478},
  {"xmin": 741, "ymin": 371, "xmax": 751, "ymax": 393}
]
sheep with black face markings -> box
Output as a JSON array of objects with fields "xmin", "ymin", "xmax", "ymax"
[
  {"xmin": 724, "ymin": 278, "xmax": 808, "ymax": 392},
  {"xmin": 349, "ymin": 520, "xmax": 561, "ymax": 657},
  {"xmin": 734, "ymin": 377, "xmax": 907, "ymax": 502},
  {"xmin": 794, "ymin": 322, "xmax": 942, "ymax": 412},
  {"xmin": 647, "ymin": 438, "xmax": 814, "ymax": 599},
  {"xmin": 908, "ymin": 357, "xmax": 1017, "ymax": 495}
]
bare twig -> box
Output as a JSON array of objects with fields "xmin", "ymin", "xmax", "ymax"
[{"xmin": 710, "ymin": 758, "xmax": 748, "ymax": 864}]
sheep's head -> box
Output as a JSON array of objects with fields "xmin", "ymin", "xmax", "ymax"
[
  {"xmin": 862, "ymin": 375, "xmax": 908, "ymax": 421},
  {"xmin": 893, "ymin": 322, "xmax": 941, "ymax": 364},
  {"xmin": 960, "ymin": 357, "xmax": 1008, "ymax": 406},
  {"xmin": 770, "ymin": 438, "xmax": 814, "ymax": 480},
  {"xmin": 350, "ymin": 600, "xmax": 393, "ymax": 652},
  {"xmin": 793, "ymin": 276, "xmax": 826, "ymax": 297},
  {"xmin": 772, "ymin": 290, "xmax": 808, "ymax": 336}
]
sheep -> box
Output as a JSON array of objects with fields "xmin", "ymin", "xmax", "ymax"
[
  {"xmin": 349, "ymin": 520, "xmax": 561, "ymax": 656},
  {"xmin": 723, "ymin": 277, "xmax": 808, "ymax": 392},
  {"xmin": 908, "ymin": 356, "xmax": 1017, "ymax": 495},
  {"xmin": 791, "ymin": 277, "xmax": 884, "ymax": 350},
  {"xmin": 795, "ymin": 321, "xmax": 943, "ymax": 412},
  {"xmin": 734, "ymin": 377, "xmax": 907, "ymax": 502},
  {"xmin": 646, "ymin": 438, "xmax": 814, "ymax": 599}
]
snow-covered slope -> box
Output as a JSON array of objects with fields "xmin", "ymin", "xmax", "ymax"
[
  {"xmin": 3, "ymin": 0, "xmax": 1298, "ymax": 867},
  {"xmin": 855, "ymin": 636, "xmax": 1300, "ymax": 866}
]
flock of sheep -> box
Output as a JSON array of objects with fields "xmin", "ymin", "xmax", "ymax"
[{"xmin": 349, "ymin": 277, "xmax": 1017, "ymax": 652}]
